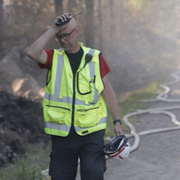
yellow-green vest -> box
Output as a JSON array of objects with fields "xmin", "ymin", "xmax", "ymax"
[{"xmin": 43, "ymin": 44, "xmax": 107, "ymax": 137}]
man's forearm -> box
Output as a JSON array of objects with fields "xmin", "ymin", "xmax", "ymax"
[
  {"xmin": 27, "ymin": 27, "xmax": 56, "ymax": 63},
  {"xmin": 102, "ymin": 83, "xmax": 120, "ymax": 120},
  {"xmin": 102, "ymin": 76, "xmax": 120, "ymax": 120},
  {"xmin": 28, "ymin": 14, "xmax": 70, "ymax": 63},
  {"xmin": 102, "ymin": 76, "xmax": 123, "ymax": 135}
]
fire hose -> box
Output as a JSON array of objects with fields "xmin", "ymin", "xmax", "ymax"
[{"xmin": 123, "ymin": 71, "xmax": 180, "ymax": 153}]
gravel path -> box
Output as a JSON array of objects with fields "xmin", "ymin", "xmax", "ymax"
[{"xmin": 104, "ymin": 73, "xmax": 180, "ymax": 180}]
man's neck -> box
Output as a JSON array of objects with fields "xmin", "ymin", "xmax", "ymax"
[{"xmin": 65, "ymin": 41, "xmax": 80, "ymax": 54}]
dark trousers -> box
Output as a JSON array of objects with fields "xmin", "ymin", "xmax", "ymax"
[{"xmin": 49, "ymin": 127, "xmax": 106, "ymax": 180}]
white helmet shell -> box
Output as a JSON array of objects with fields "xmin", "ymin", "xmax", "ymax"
[{"xmin": 104, "ymin": 135, "xmax": 130, "ymax": 159}]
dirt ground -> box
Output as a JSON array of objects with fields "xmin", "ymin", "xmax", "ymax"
[{"xmin": 77, "ymin": 72, "xmax": 180, "ymax": 180}]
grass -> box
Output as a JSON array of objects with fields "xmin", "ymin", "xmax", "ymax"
[
  {"xmin": 0, "ymin": 144, "xmax": 51, "ymax": 180},
  {"xmin": 0, "ymin": 158, "xmax": 42, "ymax": 180},
  {"xmin": 105, "ymin": 82, "xmax": 161, "ymax": 137}
]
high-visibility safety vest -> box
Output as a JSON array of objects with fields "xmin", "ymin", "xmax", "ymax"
[{"xmin": 43, "ymin": 43, "xmax": 107, "ymax": 137}]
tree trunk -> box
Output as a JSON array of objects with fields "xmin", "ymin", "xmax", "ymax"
[
  {"xmin": 109, "ymin": 0, "xmax": 115, "ymax": 41},
  {"xmin": 98, "ymin": 0, "xmax": 103, "ymax": 52},
  {"xmin": 54, "ymin": 0, "xmax": 63, "ymax": 16},
  {"xmin": 85, "ymin": 0, "xmax": 94, "ymax": 47},
  {"xmin": 68, "ymin": 0, "xmax": 77, "ymax": 14},
  {"xmin": 0, "ymin": 0, "xmax": 3, "ymax": 59}
]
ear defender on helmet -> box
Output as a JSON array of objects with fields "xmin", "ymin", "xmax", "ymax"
[{"xmin": 103, "ymin": 134, "xmax": 130, "ymax": 159}]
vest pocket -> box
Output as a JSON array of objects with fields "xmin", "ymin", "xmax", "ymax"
[
  {"xmin": 78, "ymin": 108, "xmax": 99, "ymax": 128},
  {"xmin": 78, "ymin": 80, "xmax": 99, "ymax": 104},
  {"xmin": 78, "ymin": 80, "xmax": 91, "ymax": 95},
  {"xmin": 46, "ymin": 106, "xmax": 70, "ymax": 124}
]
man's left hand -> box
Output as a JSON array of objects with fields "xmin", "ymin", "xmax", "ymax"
[{"xmin": 114, "ymin": 122, "xmax": 123, "ymax": 136}]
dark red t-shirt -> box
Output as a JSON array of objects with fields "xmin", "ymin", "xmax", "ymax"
[{"xmin": 38, "ymin": 49, "xmax": 111, "ymax": 78}]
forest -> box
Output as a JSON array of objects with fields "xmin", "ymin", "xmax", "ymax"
[{"xmin": 0, "ymin": 0, "xmax": 180, "ymax": 98}]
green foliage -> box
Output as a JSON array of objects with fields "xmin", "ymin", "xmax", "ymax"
[
  {"xmin": 128, "ymin": 0, "xmax": 152, "ymax": 10},
  {"xmin": 105, "ymin": 82, "xmax": 160, "ymax": 137},
  {"xmin": 26, "ymin": 144, "xmax": 51, "ymax": 171},
  {"xmin": 0, "ymin": 158, "xmax": 42, "ymax": 180},
  {"xmin": 0, "ymin": 144, "xmax": 51, "ymax": 180}
]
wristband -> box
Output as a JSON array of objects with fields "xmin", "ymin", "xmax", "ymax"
[{"xmin": 113, "ymin": 119, "xmax": 122, "ymax": 125}]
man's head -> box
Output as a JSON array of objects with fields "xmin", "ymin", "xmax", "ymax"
[{"xmin": 55, "ymin": 18, "xmax": 79, "ymax": 53}]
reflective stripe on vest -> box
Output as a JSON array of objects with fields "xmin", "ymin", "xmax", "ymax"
[
  {"xmin": 45, "ymin": 116, "xmax": 106, "ymax": 132},
  {"xmin": 89, "ymin": 61, "xmax": 99, "ymax": 103},
  {"xmin": 45, "ymin": 121, "xmax": 70, "ymax": 132},
  {"xmin": 44, "ymin": 49, "xmax": 100, "ymax": 105},
  {"xmin": 44, "ymin": 94, "xmax": 100, "ymax": 106},
  {"xmin": 88, "ymin": 49, "xmax": 99, "ymax": 103}
]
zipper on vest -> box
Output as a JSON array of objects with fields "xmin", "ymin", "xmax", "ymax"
[
  {"xmin": 77, "ymin": 107, "xmax": 99, "ymax": 112},
  {"xmin": 46, "ymin": 105, "xmax": 70, "ymax": 111},
  {"xmin": 72, "ymin": 65, "xmax": 88, "ymax": 124},
  {"xmin": 71, "ymin": 54, "xmax": 92, "ymax": 126},
  {"xmin": 72, "ymin": 74, "xmax": 76, "ymax": 126}
]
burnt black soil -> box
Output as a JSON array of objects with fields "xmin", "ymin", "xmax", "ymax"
[{"xmin": 0, "ymin": 91, "xmax": 49, "ymax": 168}]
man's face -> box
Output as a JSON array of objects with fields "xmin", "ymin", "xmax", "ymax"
[{"xmin": 56, "ymin": 27, "xmax": 78, "ymax": 52}]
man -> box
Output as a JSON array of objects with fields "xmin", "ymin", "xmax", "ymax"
[{"xmin": 27, "ymin": 13, "xmax": 123, "ymax": 180}]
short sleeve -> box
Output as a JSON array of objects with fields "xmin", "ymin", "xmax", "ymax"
[
  {"xmin": 99, "ymin": 54, "xmax": 111, "ymax": 78},
  {"xmin": 38, "ymin": 49, "xmax": 53, "ymax": 70}
]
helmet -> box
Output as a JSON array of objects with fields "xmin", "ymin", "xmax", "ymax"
[{"xmin": 103, "ymin": 134, "xmax": 130, "ymax": 159}]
